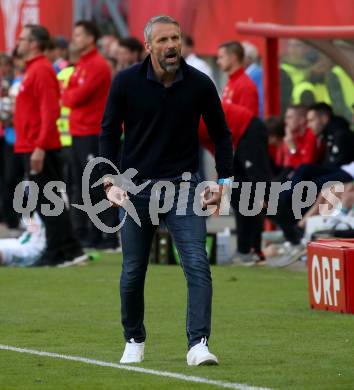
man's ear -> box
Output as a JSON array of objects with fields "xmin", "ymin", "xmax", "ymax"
[{"xmin": 144, "ymin": 41, "xmax": 151, "ymax": 54}]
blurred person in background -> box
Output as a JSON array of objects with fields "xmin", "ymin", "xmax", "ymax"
[
  {"xmin": 0, "ymin": 53, "xmax": 14, "ymax": 225},
  {"xmin": 51, "ymin": 36, "xmax": 69, "ymax": 74},
  {"xmin": 181, "ymin": 34, "xmax": 214, "ymax": 181},
  {"xmin": 0, "ymin": 212, "xmax": 46, "ymax": 267},
  {"xmin": 307, "ymin": 103, "xmax": 354, "ymax": 169},
  {"xmin": 276, "ymin": 105, "xmax": 321, "ymax": 181},
  {"xmin": 271, "ymin": 103, "xmax": 354, "ymax": 261},
  {"xmin": 280, "ymin": 39, "xmax": 313, "ymax": 113},
  {"xmin": 0, "ymin": 53, "xmax": 13, "ymax": 88},
  {"xmin": 105, "ymin": 56, "xmax": 118, "ymax": 76},
  {"xmin": 199, "ymin": 102, "xmax": 271, "ymax": 265},
  {"xmin": 217, "ymin": 41, "xmax": 259, "ymax": 116},
  {"xmin": 1, "ymin": 49, "xmax": 25, "ymax": 233},
  {"xmin": 265, "ymin": 116, "xmax": 285, "ymax": 176},
  {"xmin": 14, "ymin": 24, "xmax": 84, "ymax": 266},
  {"xmin": 292, "ymin": 53, "xmax": 331, "ymax": 107},
  {"xmin": 116, "ymin": 36, "xmax": 144, "ymax": 72},
  {"xmin": 242, "ymin": 41, "xmax": 264, "ymax": 118},
  {"xmin": 98, "ymin": 34, "xmax": 117, "ymax": 57},
  {"xmin": 329, "ymin": 66, "xmax": 354, "ymax": 124},
  {"xmin": 62, "ymin": 20, "xmax": 118, "ymax": 250},
  {"xmin": 57, "ymin": 44, "xmax": 81, "ymax": 205},
  {"xmin": 298, "ymin": 181, "xmax": 354, "ymax": 230},
  {"xmin": 181, "ymin": 35, "xmax": 214, "ymax": 82},
  {"xmin": 107, "ymin": 37, "xmax": 120, "ymax": 58},
  {"xmin": 280, "ymin": 39, "xmax": 311, "ymax": 87}
]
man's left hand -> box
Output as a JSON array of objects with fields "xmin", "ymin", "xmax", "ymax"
[
  {"xmin": 30, "ymin": 147, "xmax": 46, "ymax": 174},
  {"xmin": 202, "ymin": 184, "xmax": 224, "ymax": 211}
]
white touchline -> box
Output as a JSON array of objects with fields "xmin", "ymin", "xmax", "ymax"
[{"xmin": 0, "ymin": 344, "xmax": 272, "ymax": 390}]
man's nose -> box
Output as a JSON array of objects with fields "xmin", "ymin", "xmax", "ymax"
[{"xmin": 167, "ymin": 39, "xmax": 177, "ymax": 49}]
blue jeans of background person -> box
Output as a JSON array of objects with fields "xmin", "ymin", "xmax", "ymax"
[{"xmin": 119, "ymin": 174, "xmax": 211, "ymax": 349}]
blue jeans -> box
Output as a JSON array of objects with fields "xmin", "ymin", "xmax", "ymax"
[{"xmin": 119, "ymin": 175, "xmax": 211, "ymax": 349}]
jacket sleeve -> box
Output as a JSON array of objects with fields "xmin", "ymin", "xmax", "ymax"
[
  {"xmin": 34, "ymin": 67, "xmax": 60, "ymax": 149},
  {"xmin": 329, "ymin": 130, "xmax": 354, "ymax": 167},
  {"xmin": 62, "ymin": 66, "xmax": 111, "ymax": 108},
  {"xmin": 201, "ymin": 78, "xmax": 233, "ymax": 179},
  {"xmin": 99, "ymin": 73, "xmax": 124, "ymax": 176}
]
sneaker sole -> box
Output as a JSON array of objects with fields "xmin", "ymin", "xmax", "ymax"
[
  {"xmin": 267, "ymin": 249, "xmax": 306, "ymax": 268},
  {"xmin": 197, "ymin": 358, "xmax": 219, "ymax": 366},
  {"xmin": 120, "ymin": 358, "xmax": 144, "ymax": 364}
]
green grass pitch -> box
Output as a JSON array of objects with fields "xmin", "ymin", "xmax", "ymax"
[{"xmin": 1, "ymin": 255, "xmax": 354, "ymax": 389}]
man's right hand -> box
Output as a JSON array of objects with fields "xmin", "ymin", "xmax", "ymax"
[{"xmin": 105, "ymin": 185, "xmax": 129, "ymax": 208}]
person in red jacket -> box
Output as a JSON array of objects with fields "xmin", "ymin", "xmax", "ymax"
[
  {"xmin": 14, "ymin": 24, "xmax": 84, "ymax": 266},
  {"xmin": 62, "ymin": 21, "xmax": 116, "ymax": 250},
  {"xmin": 199, "ymin": 102, "xmax": 271, "ymax": 265},
  {"xmin": 217, "ymin": 41, "xmax": 259, "ymax": 116},
  {"xmin": 276, "ymin": 104, "xmax": 322, "ymax": 180}
]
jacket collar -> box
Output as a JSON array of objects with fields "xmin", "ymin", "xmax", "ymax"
[
  {"xmin": 140, "ymin": 54, "xmax": 187, "ymax": 85},
  {"xmin": 229, "ymin": 67, "xmax": 245, "ymax": 81},
  {"xmin": 25, "ymin": 54, "xmax": 45, "ymax": 69},
  {"xmin": 79, "ymin": 48, "xmax": 98, "ymax": 62}
]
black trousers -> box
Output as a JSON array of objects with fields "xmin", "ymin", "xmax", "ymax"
[
  {"xmin": 70, "ymin": 135, "xmax": 118, "ymax": 240},
  {"xmin": 231, "ymin": 118, "xmax": 271, "ymax": 254},
  {"xmin": 22, "ymin": 149, "xmax": 81, "ymax": 263}
]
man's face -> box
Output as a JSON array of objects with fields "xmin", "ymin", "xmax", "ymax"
[
  {"xmin": 307, "ymin": 110, "xmax": 327, "ymax": 135},
  {"xmin": 117, "ymin": 46, "xmax": 139, "ymax": 69},
  {"xmin": 72, "ymin": 26, "xmax": 93, "ymax": 53},
  {"xmin": 145, "ymin": 23, "xmax": 181, "ymax": 73},
  {"xmin": 217, "ymin": 47, "xmax": 235, "ymax": 73},
  {"xmin": 285, "ymin": 108, "xmax": 305, "ymax": 133},
  {"xmin": 17, "ymin": 28, "xmax": 32, "ymax": 58}
]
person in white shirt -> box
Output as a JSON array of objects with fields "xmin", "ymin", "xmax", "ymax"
[
  {"xmin": 0, "ymin": 213, "xmax": 46, "ymax": 267},
  {"xmin": 181, "ymin": 35, "xmax": 214, "ymax": 83}
]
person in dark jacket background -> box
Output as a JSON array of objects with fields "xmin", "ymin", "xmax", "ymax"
[
  {"xmin": 271, "ymin": 103, "xmax": 354, "ymax": 260},
  {"xmin": 199, "ymin": 102, "xmax": 271, "ymax": 264},
  {"xmin": 307, "ymin": 102, "xmax": 354, "ymax": 168}
]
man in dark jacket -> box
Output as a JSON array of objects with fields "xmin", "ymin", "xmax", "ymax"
[
  {"xmin": 100, "ymin": 15, "xmax": 233, "ymax": 366},
  {"xmin": 307, "ymin": 103, "xmax": 354, "ymax": 168}
]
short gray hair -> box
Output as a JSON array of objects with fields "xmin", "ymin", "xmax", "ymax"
[{"xmin": 144, "ymin": 15, "xmax": 180, "ymax": 43}]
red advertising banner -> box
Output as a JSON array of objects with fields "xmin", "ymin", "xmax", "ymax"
[
  {"xmin": 0, "ymin": 0, "xmax": 73, "ymax": 53},
  {"xmin": 129, "ymin": 0, "xmax": 354, "ymax": 56},
  {"xmin": 308, "ymin": 240, "xmax": 354, "ymax": 314}
]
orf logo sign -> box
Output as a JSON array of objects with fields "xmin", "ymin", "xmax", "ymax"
[
  {"xmin": 311, "ymin": 255, "xmax": 342, "ymax": 308},
  {"xmin": 308, "ymin": 245, "xmax": 347, "ymax": 313}
]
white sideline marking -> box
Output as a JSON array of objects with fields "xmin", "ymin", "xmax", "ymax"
[{"xmin": 0, "ymin": 344, "xmax": 272, "ymax": 390}]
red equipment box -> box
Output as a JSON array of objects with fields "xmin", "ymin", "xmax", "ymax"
[{"xmin": 307, "ymin": 240, "xmax": 354, "ymax": 314}]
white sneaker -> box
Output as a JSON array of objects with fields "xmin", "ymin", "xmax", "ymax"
[
  {"xmin": 57, "ymin": 254, "xmax": 89, "ymax": 268},
  {"xmin": 186, "ymin": 338, "xmax": 218, "ymax": 366},
  {"xmin": 267, "ymin": 242, "xmax": 306, "ymax": 268},
  {"xmin": 120, "ymin": 338, "xmax": 145, "ymax": 364},
  {"xmin": 232, "ymin": 251, "xmax": 257, "ymax": 266}
]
